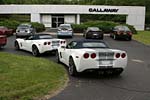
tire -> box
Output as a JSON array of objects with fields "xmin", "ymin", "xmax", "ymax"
[
  {"xmin": 69, "ymin": 57, "xmax": 78, "ymax": 76},
  {"xmin": 14, "ymin": 41, "xmax": 20, "ymax": 50},
  {"xmin": 56, "ymin": 51, "xmax": 61, "ymax": 63},
  {"xmin": 32, "ymin": 45, "xmax": 39, "ymax": 57},
  {"xmin": 128, "ymin": 36, "xmax": 132, "ymax": 41}
]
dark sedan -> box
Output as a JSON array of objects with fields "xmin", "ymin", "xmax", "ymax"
[
  {"xmin": 83, "ymin": 27, "xmax": 104, "ymax": 39},
  {"xmin": 110, "ymin": 25, "xmax": 132, "ymax": 41},
  {"xmin": 0, "ymin": 26, "xmax": 14, "ymax": 36}
]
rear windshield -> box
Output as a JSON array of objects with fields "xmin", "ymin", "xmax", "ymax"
[
  {"xmin": 116, "ymin": 26, "xmax": 130, "ymax": 31},
  {"xmin": 60, "ymin": 25, "xmax": 71, "ymax": 29},
  {"xmin": 82, "ymin": 42, "xmax": 108, "ymax": 48},
  {"xmin": 38, "ymin": 35, "xmax": 53, "ymax": 39},
  {"xmin": 88, "ymin": 27, "xmax": 100, "ymax": 31},
  {"xmin": 71, "ymin": 42, "xmax": 108, "ymax": 49},
  {"xmin": 18, "ymin": 25, "xmax": 30, "ymax": 28}
]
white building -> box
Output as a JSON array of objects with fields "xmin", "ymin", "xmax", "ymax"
[{"xmin": 0, "ymin": 5, "xmax": 145, "ymax": 30}]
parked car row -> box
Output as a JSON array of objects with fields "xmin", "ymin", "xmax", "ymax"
[{"xmin": 0, "ymin": 24, "xmax": 129, "ymax": 77}]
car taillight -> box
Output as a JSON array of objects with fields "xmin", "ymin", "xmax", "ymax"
[
  {"xmin": 44, "ymin": 42, "xmax": 51, "ymax": 45},
  {"xmin": 115, "ymin": 53, "xmax": 120, "ymax": 58},
  {"xmin": 121, "ymin": 53, "xmax": 126, "ymax": 58},
  {"xmin": 83, "ymin": 53, "xmax": 89, "ymax": 59},
  {"xmin": 91, "ymin": 53, "xmax": 96, "ymax": 59},
  {"xmin": 44, "ymin": 42, "xmax": 47, "ymax": 45},
  {"xmin": 60, "ymin": 41, "xmax": 65, "ymax": 44},
  {"xmin": 48, "ymin": 42, "xmax": 51, "ymax": 45},
  {"xmin": 127, "ymin": 31, "xmax": 132, "ymax": 35}
]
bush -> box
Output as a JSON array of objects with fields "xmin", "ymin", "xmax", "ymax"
[
  {"xmin": 72, "ymin": 21, "xmax": 137, "ymax": 34},
  {"xmin": 72, "ymin": 24, "xmax": 88, "ymax": 33},
  {"xmin": 30, "ymin": 22, "xmax": 45, "ymax": 32},
  {"xmin": 0, "ymin": 20, "xmax": 45, "ymax": 33},
  {"xmin": 0, "ymin": 20, "xmax": 20, "ymax": 30}
]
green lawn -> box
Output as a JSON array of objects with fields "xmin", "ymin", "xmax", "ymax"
[
  {"xmin": 133, "ymin": 31, "xmax": 150, "ymax": 45},
  {"xmin": 0, "ymin": 52, "xmax": 68, "ymax": 100}
]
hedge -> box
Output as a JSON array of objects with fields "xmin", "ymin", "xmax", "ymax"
[
  {"xmin": 0, "ymin": 20, "xmax": 20, "ymax": 30},
  {"xmin": 30, "ymin": 22, "xmax": 45, "ymax": 32},
  {"xmin": 72, "ymin": 21, "xmax": 137, "ymax": 34},
  {"xmin": 0, "ymin": 20, "xmax": 45, "ymax": 33}
]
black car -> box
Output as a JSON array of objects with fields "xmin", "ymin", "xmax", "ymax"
[
  {"xmin": 83, "ymin": 27, "xmax": 104, "ymax": 39},
  {"xmin": 16, "ymin": 23, "xmax": 36, "ymax": 38},
  {"xmin": 110, "ymin": 25, "xmax": 132, "ymax": 41}
]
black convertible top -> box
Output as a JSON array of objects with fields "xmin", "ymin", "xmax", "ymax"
[{"xmin": 67, "ymin": 39, "xmax": 109, "ymax": 49}]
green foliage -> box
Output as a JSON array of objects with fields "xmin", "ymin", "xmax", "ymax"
[
  {"xmin": 30, "ymin": 22, "xmax": 45, "ymax": 32},
  {"xmin": 0, "ymin": 20, "xmax": 45, "ymax": 32},
  {"xmin": 72, "ymin": 21, "xmax": 137, "ymax": 34},
  {"xmin": 72, "ymin": 21, "xmax": 118, "ymax": 33},
  {"xmin": 0, "ymin": 20, "xmax": 20, "ymax": 30}
]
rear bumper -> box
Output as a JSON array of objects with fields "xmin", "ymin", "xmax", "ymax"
[
  {"xmin": 86, "ymin": 33, "xmax": 103, "ymax": 39},
  {"xmin": 116, "ymin": 34, "xmax": 132, "ymax": 39},
  {"xmin": 76, "ymin": 58, "xmax": 127, "ymax": 72}
]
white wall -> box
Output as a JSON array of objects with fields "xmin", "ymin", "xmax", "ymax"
[
  {"xmin": 0, "ymin": 5, "xmax": 145, "ymax": 30},
  {"xmin": 41, "ymin": 15, "xmax": 52, "ymax": 27},
  {"xmin": 64, "ymin": 15, "xmax": 75, "ymax": 24}
]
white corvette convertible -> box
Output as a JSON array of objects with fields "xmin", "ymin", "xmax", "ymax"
[
  {"xmin": 15, "ymin": 33, "xmax": 66, "ymax": 56},
  {"xmin": 57, "ymin": 40, "xmax": 127, "ymax": 76}
]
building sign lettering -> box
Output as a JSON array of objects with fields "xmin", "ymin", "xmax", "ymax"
[{"xmin": 89, "ymin": 8, "xmax": 119, "ymax": 13}]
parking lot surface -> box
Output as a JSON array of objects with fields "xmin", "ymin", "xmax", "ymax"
[{"xmin": 1, "ymin": 34, "xmax": 150, "ymax": 100}]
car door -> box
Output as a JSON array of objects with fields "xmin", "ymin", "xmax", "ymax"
[
  {"xmin": 61, "ymin": 41, "xmax": 77, "ymax": 65},
  {"xmin": 23, "ymin": 36, "xmax": 34, "ymax": 52}
]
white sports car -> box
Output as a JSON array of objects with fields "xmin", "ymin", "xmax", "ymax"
[
  {"xmin": 57, "ymin": 40, "xmax": 127, "ymax": 76},
  {"xmin": 15, "ymin": 33, "xmax": 66, "ymax": 56}
]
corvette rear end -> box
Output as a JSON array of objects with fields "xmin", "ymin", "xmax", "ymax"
[
  {"xmin": 75, "ymin": 49, "xmax": 127, "ymax": 73},
  {"xmin": 38, "ymin": 39, "xmax": 66, "ymax": 53}
]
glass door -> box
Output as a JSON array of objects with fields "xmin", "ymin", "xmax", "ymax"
[{"xmin": 52, "ymin": 15, "xmax": 64, "ymax": 28}]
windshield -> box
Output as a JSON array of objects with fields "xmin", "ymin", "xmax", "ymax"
[{"xmin": 0, "ymin": 26, "xmax": 7, "ymax": 29}]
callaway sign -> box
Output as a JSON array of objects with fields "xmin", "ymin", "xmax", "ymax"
[{"xmin": 89, "ymin": 8, "xmax": 119, "ymax": 12}]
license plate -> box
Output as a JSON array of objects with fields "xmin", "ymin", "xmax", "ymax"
[
  {"xmin": 100, "ymin": 60, "xmax": 113, "ymax": 65},
  {"xmin": 93, "ymin": 34, "xmax": 98, "ymax": 36},
  {"xmin": 52, "ymin": 46, "xmax": 58, "ymax": 49},
  {"xmin": 52, "ymin": 43, "xmax": 59, "ymax": 46}
]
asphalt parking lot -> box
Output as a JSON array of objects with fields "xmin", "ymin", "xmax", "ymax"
[{"xmin": 1, "ymin": 34, "xmax": 150, "ymax": 100}]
